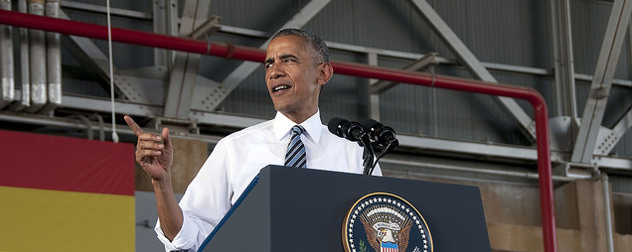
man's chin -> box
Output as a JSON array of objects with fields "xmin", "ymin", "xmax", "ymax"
[{"xmin": 272, "ymin": 101, "xmax": 290, "ymax": 112}]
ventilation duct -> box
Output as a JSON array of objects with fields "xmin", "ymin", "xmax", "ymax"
[
  {"xmin": 12, "ymin": 0, "xmax": 30, "ymax": 111},
  {"xmin": 26, "ymin": 0, "xmax": 47, "ymax": 112},
  {"xmin": 0, "ymin": 0, "xmax": 14, "ymax": 108},
  {"xmin": 42, "ymin": 0, "xmax": 61, "ymax": 113}
]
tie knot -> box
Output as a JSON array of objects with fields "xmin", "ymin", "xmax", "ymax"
[{"xmin": 291, "ymin": 125, "xmax": 305, "ymax": 136}]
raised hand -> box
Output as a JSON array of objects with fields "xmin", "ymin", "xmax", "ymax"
[
  {"xmin": 125, "ymin": 115, "xmax": 182, "ymax": 240},
  {"xmin": 124, "ymin": 115, "xmax": 174, "ymax": 181}
]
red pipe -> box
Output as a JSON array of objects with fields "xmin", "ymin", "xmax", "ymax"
[{"xmin": 0, "ymin": 9, "xmax": 557, "ymax": 252}]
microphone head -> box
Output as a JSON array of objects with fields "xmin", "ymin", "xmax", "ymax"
[
  {"xmin": 343, "ymin": 121, "xmax": 365, "ymax": 142},
  {"xmin": 327, "ymin": 117, "xmax": 348, "ymax": 137},
  {"xmin": 360, "ymin": 118, "xmax": 397, "ymax": 148},
  {"xmin": 328, "ymin": 117, "xmax": 366, "ymax": 143},
  {"xmin": 360, "ymin": 118, "xmax": 380, "ymax": 135},
  {"xmin": 360, "ymin": 118, "xmax": 380, "ymax": 146}
]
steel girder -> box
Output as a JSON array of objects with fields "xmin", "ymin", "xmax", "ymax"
[
  {"xmin": 162, "ymin": 0, "xmax": 211, "ymax": 119},
  {"xmin": 410, "ymin": 0, "xmax": 537, "ymax": 140},
  {"xmin": 571, "ymin": 0, "xmax": 632, "ymax": 164}
]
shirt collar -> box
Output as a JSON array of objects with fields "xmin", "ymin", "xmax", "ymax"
[{"xmin": 273, "ymin": 110, "xmax": 323, "ymax": 144}]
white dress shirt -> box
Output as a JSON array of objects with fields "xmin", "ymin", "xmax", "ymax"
[{"xmin": 155, "ymin": 111, "xmax": 382, "ymax": 251}]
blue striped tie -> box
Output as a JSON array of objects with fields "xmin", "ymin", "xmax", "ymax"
[{"xmin": 285, "ymin": 125, "xmax": 306, "ymax": 168}]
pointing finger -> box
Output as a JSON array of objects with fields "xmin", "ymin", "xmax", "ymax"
[{"xmin": 124, "ymin": 115, "xmax": 144, "ymax": 136}]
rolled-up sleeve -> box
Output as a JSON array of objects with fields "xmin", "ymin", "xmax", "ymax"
[{"xmin": 154, "ymin": 140, "xmax": 233, "ymax": 252}]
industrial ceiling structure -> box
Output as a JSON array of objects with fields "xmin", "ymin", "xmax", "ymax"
[
  {"xmin": 0, "ymin": 0, "xmax": 630, "ymax": 171},
  {"xmin": 1, "ymin": 1, "xmax": 632, "ymax": 251}
]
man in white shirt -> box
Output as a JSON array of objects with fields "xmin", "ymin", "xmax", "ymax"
[{"xmin": 125, "ymin": 28, "xmax": 381, "ymax": 251}]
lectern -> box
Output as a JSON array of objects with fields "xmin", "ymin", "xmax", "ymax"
[{"xmin": 199, "ymin": 166, "xmax": 490, "ymax": 252}]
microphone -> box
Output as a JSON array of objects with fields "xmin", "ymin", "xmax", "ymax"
[
  {"xmin": 328, "ymin": 117, "xmax": 366, "ymax": 143},
  {"xmin": 329, "ymin": 117, "xmax": 375, "ymax": 175},
  {"xmin": 360, "ymin": 119, "xmax": 399, "ymax": 149}
]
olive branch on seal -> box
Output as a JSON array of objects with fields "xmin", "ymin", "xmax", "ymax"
[{"xmin": 359, "ymin": 239, "xmax": 368, "ymax": 252}]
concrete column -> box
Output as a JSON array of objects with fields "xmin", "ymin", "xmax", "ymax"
[{"xmin": 576, "ymin": 178, "xmax": 608, "ymax": 251}]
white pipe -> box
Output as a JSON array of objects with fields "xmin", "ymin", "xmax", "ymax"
[
  {"xmin": 10, "ymin": 0, "xmax": 31, "ymax": 111},
  {"xmin": 0, "ymin": 0, "xmax": 15, "ymax": 108},
  {"xmin": 26, "ymin": 0, "xmax": 47, "ymax": 113},
  {"xmin": 41, "ymin": 0, "xmax": 61, "ymax": 113},
  {"xmin": 0, "ymin": 113, "xmax": 224, "ymax": 143},
  {"xmin": 67, "ymin": 114, "xmax": 94, "ymax": 140},
  {"xmin": 89, "ymin": 113, "xmax": 106, "ymax": 141}
]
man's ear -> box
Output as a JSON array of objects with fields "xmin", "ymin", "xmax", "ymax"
[{"xmin": 318, "ymin": 62, "xmax": 334, "ymax": 85}]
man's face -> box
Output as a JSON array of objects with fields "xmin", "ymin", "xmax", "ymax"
[{"xmin": 264, "ymin": 35, "xmax": 325, "ymax": 122}]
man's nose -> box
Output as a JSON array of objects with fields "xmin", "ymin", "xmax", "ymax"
[{"xmin": 268, "ymin": 64, "xmax": 285, "ymax": 79}]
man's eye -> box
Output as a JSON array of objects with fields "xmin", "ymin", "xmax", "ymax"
[{"xmin": 264, "ymin": 63, "xmax": 272, "ymax": 69}]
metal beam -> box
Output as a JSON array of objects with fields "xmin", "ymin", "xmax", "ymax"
[
  {"xmin": 8, "ymin": 94, "xmax": 632, "ymax": 172},
  {"xmin": 62, "ymin": 95, "xmax": 162, "ymax": 116},
  {"xmin": 550, "ymin": 0, "xmax": 578, "ymax": 119},
  {"xmin": 189, "ymin": 16, "xmax": 221, "ymax": 40},
  {"xmin": 61, "ymin": 0, "xmax": 152, "ymax": 20},
  {"xmin": 213, "ymin": 24, "xmax": 632, "ymax": 88},
  {"xmin": 410, "ymin": 0, "xmax": 536, "ymax": 139},
  {"xmin": 572, "ymin": 0, "xmax": 632, "ymax": 163},
  {"xmin": 368, "ymin": 52, "xmax": 438, "ymax": 121},
  {"xmin": 381, "ymin": 157, "xmax": 578, "ymax": 182},
  {"xmin": 11, "ymin": 90, "xmax": 632, "ymax": 173},
  {"xmin": 367, "ymin": 53, "xmax": 381, "ymax": 120},
  {"xmin": 576, "ymin": 73, "xmax": 631, "ymax": 87},
  {"xmin": 217, "ymin": 25, "xmax": 632, "ymax": 87},
  {"xmin": 61, "ymin": 27, "xmax": 161, "ymax": 104},
  {"xmin": 152, "ymin": 0, "xmax": 179, "ymax": 67},
  {"xmin": 611, "ymin": 107, "xmax": 632, "ymax": 141},
  {"xmin": 59, "ymin": 10, "xmax": 150, "ymax": 103},
  {"xmin": 202, "ymin": 0, "xmax": 332, "ymax": 111},
  {"xmin": 370, "ymin": 52, "xmax": 438, "ymax": 94},
  {"xmin": 162, "ymin": 0, "xmax": 211, "ymax": 119},
  {"xmin": 594, "ymin": 106, "xmax": 632, "ymax": 156},
  {"xmin": 59, "ymin": 9, "xmax": 113, "ymax": 79}
]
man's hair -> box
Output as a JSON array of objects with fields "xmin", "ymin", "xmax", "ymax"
[{"xmin": 270, "ymin": 28, "xmax": 330, "ymax": 65}]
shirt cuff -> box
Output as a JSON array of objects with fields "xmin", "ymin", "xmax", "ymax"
[{"xmin": 155, "ymin": 213, "xmax": 198, "ymax": 252}]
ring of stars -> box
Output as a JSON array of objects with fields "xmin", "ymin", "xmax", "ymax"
[{"xmin": 343, "ymin": 193, "xmax": 432, "ymax": 252}]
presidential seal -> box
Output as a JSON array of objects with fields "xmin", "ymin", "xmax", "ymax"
[{"xmin": 342, "ymin": 192, "xmax": 432, "ymax": 252}]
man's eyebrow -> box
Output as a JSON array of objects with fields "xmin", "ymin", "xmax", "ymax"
[
  {"xmin": 279, "ymin": 54, "xmax": 298, "ymax": 60},
  {"xmin": 264, "ymin": 54, "xmax": 299, "ymax": 66}
]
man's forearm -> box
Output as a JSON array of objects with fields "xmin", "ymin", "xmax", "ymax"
[{"xmin": 153, "ymin": 178, "xmax": 184, "ymax": 241}]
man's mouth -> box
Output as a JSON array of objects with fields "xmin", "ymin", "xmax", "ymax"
[{"xmin": 273, "ymin": 85, "xmax": 291, "ymax": 92}]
